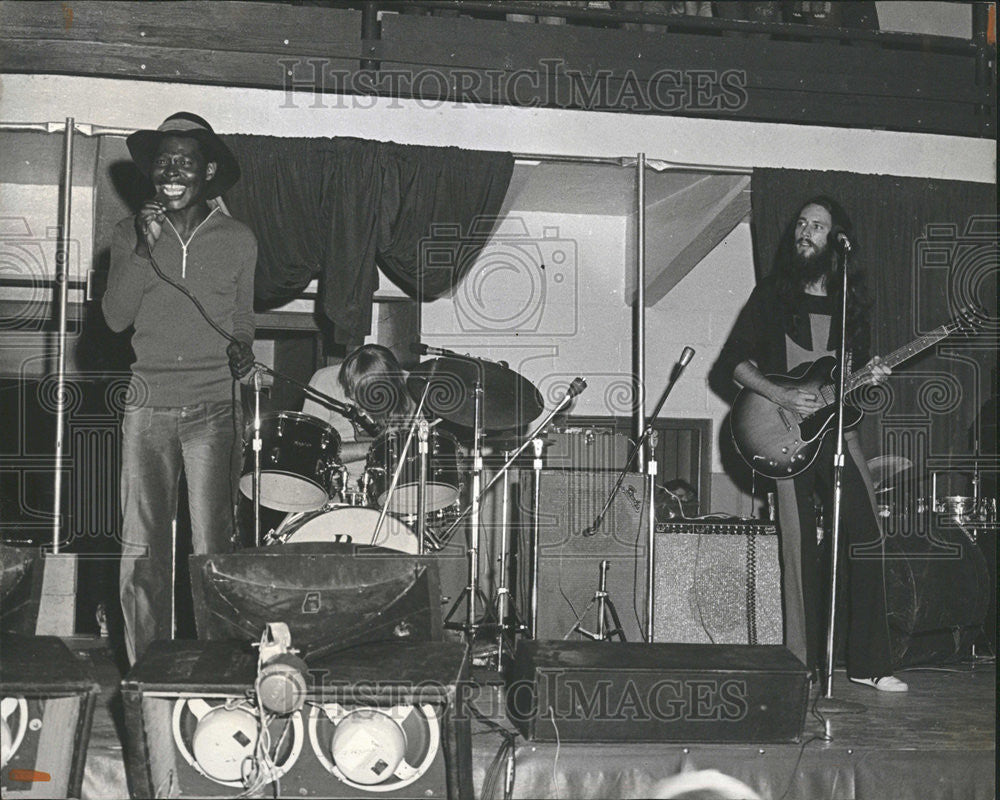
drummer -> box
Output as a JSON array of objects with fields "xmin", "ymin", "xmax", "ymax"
[{"xmin": 302, "ymin": 344, "xmax": 414, "ymax": 493}]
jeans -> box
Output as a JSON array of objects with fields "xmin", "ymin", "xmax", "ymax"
[{"xmin": 119, "ymin": 401, "xmax": 243, "ymax": 664}]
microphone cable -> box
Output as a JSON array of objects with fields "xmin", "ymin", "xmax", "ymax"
[{"xmin": 144, "ymin": 232, "xmax": 242, "ymax": 347}]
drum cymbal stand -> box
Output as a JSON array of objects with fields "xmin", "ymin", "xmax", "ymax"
[
  {"xmin": 445, "ymin": 371, "xmax": 489, "ymax": 638},
  {"xmin": 490, "ymin": 443, "xmax": 528, "ymax": 667},
  {"xmin": 439, "ymin": 378, "xmax": 587, "ymax": 644}
]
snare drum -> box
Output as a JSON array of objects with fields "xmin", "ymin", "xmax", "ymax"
[
  {"xmin": 365, "ymin": 427, "xmax": 462, "ymax": 515},
  {"xmin": 272, "ymin": 506, "xmax": 418, "ymax": 554},
  {"xmin": 239, "ymin": 411, "xmax": 342, "ymax": 513},
  {"xmin": 940, "ymin": 496, "xmax": 977, "ymax": 522}
]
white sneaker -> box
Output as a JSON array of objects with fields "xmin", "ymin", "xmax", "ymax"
[{"xmin": 849, "ymin": 675, "xmax": 908, "ymax": 692}]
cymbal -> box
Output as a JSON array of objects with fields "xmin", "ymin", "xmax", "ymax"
[
  {"xmin": 867, "ymin": 456, "xmax": 913, "ymax": 491},
  {"xmin": 407, "ymin": 357, "xmax": 544, "ymax": 432}
]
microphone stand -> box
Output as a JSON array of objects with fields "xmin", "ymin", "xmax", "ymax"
[
  {"xmin": 583, "ymin": 350, "xmax": 693, "ymax": 543},
  {"xmin": 816, "ymin": 245, "xmax": 867, "ymax": 714},
  {"xmin": 252, "ymin": 368, "xmax": 264, "ymax": 547},
  {"xmin": 252, "ymin": 362, "xmax": 381, "ymax": 437}
]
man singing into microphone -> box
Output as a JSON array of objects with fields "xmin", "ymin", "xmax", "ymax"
[
  {"xmin": 102, "ymin": 112, "xmax": 256, "ymax": 663},
  {"xmin": 716, "ymin": 196, "xmax": 906, "ymax": 692}
]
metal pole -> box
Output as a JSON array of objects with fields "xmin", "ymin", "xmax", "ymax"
[
  {"xmin": 417, "ymin": 419, "xmax": 429, "ymax": 555},
  {"xmin": 645, "ymin": 430, "xmax": 658, "ymax": 640},
  {"xmin": 530, "ymin": 437, "xmax": 544, "ymax": 638},
  {"xmin": 817, "ymin": 245, "xmax": 865, "ymax": 713},
  {"xmin": 635, "ymin": 153, "xmax": 647, "ymax": 466},
  {"xmin": 466, "ymin": 379, "xmax": 484, "ymax": 634},
  {"xmin": 51, "ymin": 117, "xmax": 74, "ymax": 554}
]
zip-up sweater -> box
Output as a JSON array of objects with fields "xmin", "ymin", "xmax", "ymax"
[{"xmin": 102, "ymin": 209, "xmax": 257, "ymax": 407}]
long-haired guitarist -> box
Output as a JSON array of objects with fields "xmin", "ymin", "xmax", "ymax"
[{"xmin": 716, "ymin": 196, "xmax": 907, "ymax": 692}]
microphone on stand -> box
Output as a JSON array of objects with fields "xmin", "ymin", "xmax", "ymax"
[
  {"xmin": 346, "ymin": 404, "xmax": 381, "ymax": 437},
  {"xmin": 410, "ymin": 342, "xmax": 452, "ymax": 357},
  {"xmin": 830, "ymin": 226, "xmax": 853, "ymax": 253},
  {"xmin": 410, "ymin": 342, "xmax": 493, "ymax": 365}
]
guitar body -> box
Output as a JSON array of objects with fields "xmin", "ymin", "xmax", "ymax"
[{"xmin": 731, "ymin": 356, "xmax": 863, "ymax": 479}]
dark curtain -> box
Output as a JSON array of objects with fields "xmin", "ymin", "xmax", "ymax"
[
  {"xmin": 221, "ymin": 135, "xmax": 514, "ymax": 342},
  {"xmin": 751, "ymin": 169, "xmax": 997, "ymax": 496}
]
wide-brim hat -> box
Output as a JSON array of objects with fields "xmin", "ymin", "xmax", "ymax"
[{"xmin": 126, "ymin": 112, "xmax": 240, "ymax": 198}]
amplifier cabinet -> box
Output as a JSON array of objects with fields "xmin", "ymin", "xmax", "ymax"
[
  {"xmin": 652, "ymin": 520, "xmax": 782, "ymax": 645},
  {"xmin": 122, "ymin": 639, "xmax": 472, "ymax": 799},
  {"xmin": 0, "ymin": 634, "xmax": 100, "ymax": 799},
  {"xmin": 508, "ymin": 640, "xmax": 808, "ymax": 743},
  {"xmin": 521, "ymin": 470, "xmax": 649, "ymax": 642}
]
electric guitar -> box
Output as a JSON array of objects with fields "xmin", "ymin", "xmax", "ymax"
[{"xmin": 730, "ymin": 312, "xmax": 975, "ymax": 479}]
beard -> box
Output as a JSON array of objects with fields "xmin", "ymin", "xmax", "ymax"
[{"xmin": 791, "ymin": 239, "xmax": 834, "ymax": 288}]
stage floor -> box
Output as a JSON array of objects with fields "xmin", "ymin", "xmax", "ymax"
[{"xmin": 71, "ymin": 637, "xmax": 994, "ymax": 800}]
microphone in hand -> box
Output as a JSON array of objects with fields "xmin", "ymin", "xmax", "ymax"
[{"xmin": 135, "ymin": 196, "xmax": 166, "ymax": 254}]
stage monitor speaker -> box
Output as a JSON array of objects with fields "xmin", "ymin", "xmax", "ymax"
[
  {"xmin": 521, "ymin": 470, "xmax": 649, "ymax": 641},
  {"xmin": 652, "ymin": 520, "xmax": 782, "ymax": 645},
  {"xmin": 0, "ymin": 634, "xmax": 100, "ymax": 799},
  {"xmin": 122, "ymin": 639, "xmax": 473, "ymax": 799},
  {"xmin": 190, "ymin": 543, "xmax": 443, "ymax": 659},
  {"xmin": 507, "ymin": 640, "xmax": 808, "ymax": 744}
]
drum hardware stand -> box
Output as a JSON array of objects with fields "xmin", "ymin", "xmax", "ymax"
[
  {"xmin": 645, "ymin": 429, "xmax": 658, "ymax": 640},
  {"xmin": 445, "ymin": 372, "xmax": 487, "ymax": 638},
  {"xmin": 817, "ymin": 237, "xmax": 866, "ymax": 715},
  {"xmin": 251, "ymin": 367, "xmax": 265, "ymax": 547},
  {"xmin": 570, "ymin": 561, "xmax": 625, "ymax": 641},
  {"xmin": 373, "ymin": 369, "xmax": 438, "ymax": 549},
  {"xmin": 489, "ymin": 444, "xmax": 529, "ymax": 668},
  {"xmin": 438, "ymin": 378, "xmax": 587, "ymax": 643},
  {"xmin": 416, "ymin": 418, "xmax": 429, "ymax": 555},
  {"xmin": 530, "ymin": 436, "xmax": 544, "ymax": 639}
]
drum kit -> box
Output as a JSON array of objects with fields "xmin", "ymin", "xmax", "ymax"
[
  {"xmin": 867, "ymin": 456, "xmax": 997, "ymax": 539},
  {"xmin": 240, "ymin": 348, "xmax": 585, "ymax": 663}
]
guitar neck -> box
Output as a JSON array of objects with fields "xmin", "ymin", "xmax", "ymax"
[{"xmin": 844, "ymin": 323, "xmax": 955, "ymax": 395}]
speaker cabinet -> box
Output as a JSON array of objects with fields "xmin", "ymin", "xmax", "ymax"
[
  {"xmin": 507, "ymin": 640, "xmax": 808, "ymax": 744},
  {"xmin": 521, "ymin": 470, "xmax": 649, "ymax": 641},
  {"xmin": 122, "ymin": 639, "xmax": 473, "ymax": 799},
  {"xmin": 0, "ymin": 635, "xmax": 100, "ymax": 799},
  {"xmin": 652, "ymin": 520, "xmax": 782, "ymax": 645},
  {"xmin": 190, "ymin": 545, "xmax": 444, "ymax": 659}
]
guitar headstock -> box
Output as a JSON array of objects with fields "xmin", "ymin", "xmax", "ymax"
[{"xmin": 948, "ymin": 303, "xmax": 986, "ymax": 336}]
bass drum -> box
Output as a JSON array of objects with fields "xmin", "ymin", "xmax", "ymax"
[{"xmin": 274, "ymin": 507, "xmax": 419, "ymax": 555}]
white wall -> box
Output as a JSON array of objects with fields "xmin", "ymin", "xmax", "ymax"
[{"xmin": 422, "ymin": 212, "xmax": 632, "ymax": 418}]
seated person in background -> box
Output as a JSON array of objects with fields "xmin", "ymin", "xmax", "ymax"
[{"xmin": 302, "ymin": 344, "xmax": 414, "ymax": 494}]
